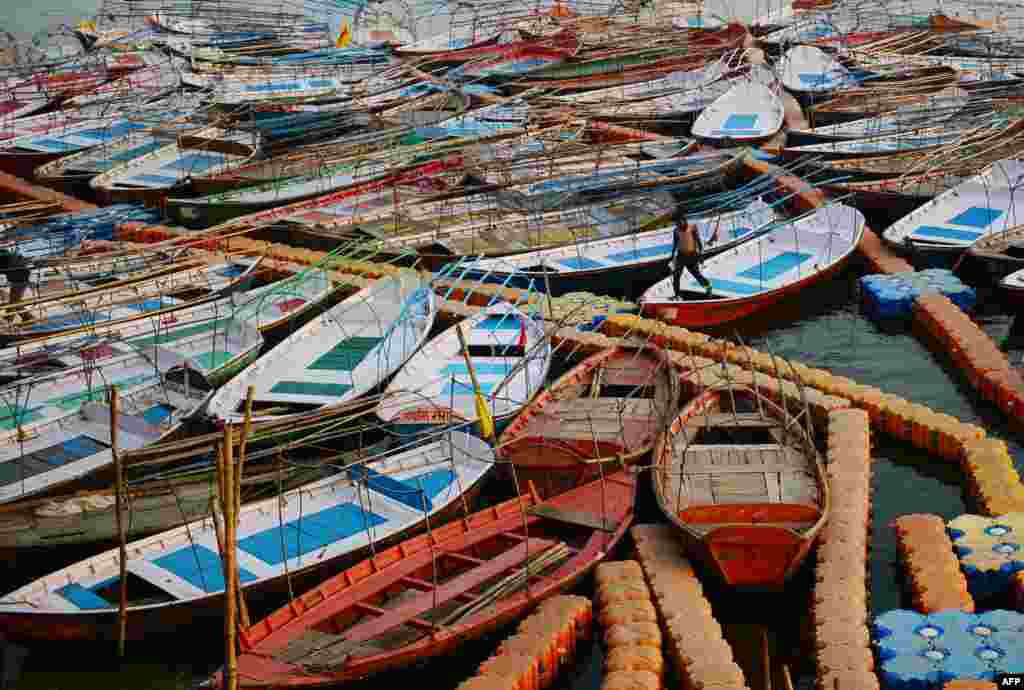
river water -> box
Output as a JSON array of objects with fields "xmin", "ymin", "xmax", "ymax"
[{"xmin": 2, "ymin": 0, "xmax": 1022, "ymax": 688}]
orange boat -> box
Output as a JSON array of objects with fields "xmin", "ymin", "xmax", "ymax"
[
  {"xmin": 652, "ymin": 384, "xmax": 829, "ymax": 588},
  {"xmin": 497, "ymin": 343, "xmax": 679, "ymax": 497},
  {"xmin": 210, "ymin": 472, "xmax": 636, "ymax": 688}
]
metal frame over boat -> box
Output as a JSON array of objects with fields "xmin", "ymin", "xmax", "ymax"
[
  {"xmin": 882, "ymin": 158, "xmax": 1024, "ymax": 266},
  {"xmin": 640, "ymin": 203, "xmax": 866, "ymax": 328},
  {"xmin": 0, "ymin": 431, "xmax": 495, "ymax": 642},
  {"xmin": 376, "ymin": 301, "xmax": 552, "ymax": 436},
  {"xmin": 652, "ymin": 382, "xmax": 829, "ymax": 588},
  {"xmin": 215, "ymin": 470, "xmax": 636, "ymax": 687},
  {"xmin": 497, "ymin": 343, "xmax": 679, "ymax": 497},
  {"xmin": 207, "ymin": 269, "xmax": 436, "ymax": 425}
]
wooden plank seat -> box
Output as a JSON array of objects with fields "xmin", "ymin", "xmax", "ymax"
[
  {"xmin": 690, "ymin": 413, "xmax": 779, "ymax": 428},
  {"xmin": 523, "ymin": 398, "xmax": 657, "ymax": 441},
  {"xmin": 272, "ymin": 538, "xmax": 558, "ymax": 666}
]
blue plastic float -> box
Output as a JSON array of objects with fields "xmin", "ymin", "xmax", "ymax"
[
  {"xmin": 860, "ymin": 269, "xmax": 977, "ymax": 321},
  {"xmin": 874, "ymin": 609, "xmax": 1024, "ymax": 689},
  {"xmin": 947, "ymin": 514, "xmax": 1024, "ymax": 601}
]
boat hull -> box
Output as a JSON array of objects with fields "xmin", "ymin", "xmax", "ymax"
[
  {"xmin": 223, "ymin": 472, "xmax": 636, "ymax": 688},
  {"xmin": 676, "ymin": 512, "xmax": 818, "ymax": 588},
  {"xmin": 0, "ymin": 474, "xmax": 488, "ymax": 644},
  {"xmin": 640, "ymin": 248, "xmax": 856, "ymax": 328}
]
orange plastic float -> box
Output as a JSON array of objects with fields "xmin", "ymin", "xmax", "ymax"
[
  {"xmin": 594, "ymin": 560, "xmax": 664, "ymax": 690},
  {"xmin": 812, "ymin": 410, "xmax": 878, "ymax": 690},
  {"xmin": 914, "ymin": 293, "xmax": 1024, "ymax": 423},
  {"xmin": 630, "ymin": 524, "xmax": 750, "ymax": 690},
  {"xmin": 892, "ymin": 514, "xmax": 975, "ymax": 613},
  {"xmin": 456, "ymin": 596, "xmax": 592, "ymax": 690}
]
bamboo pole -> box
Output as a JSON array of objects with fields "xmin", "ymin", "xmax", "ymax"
[
  {"xmin": 221, "ymin": 424, "xmax": 238, "ymax": 690},
  {"xmin": 235, "ymin": 387, "xmax": 255, "ymax": 630},
  {"xmin": 111, "ymin": 386, "xmax": 128, "ymax": 658}
]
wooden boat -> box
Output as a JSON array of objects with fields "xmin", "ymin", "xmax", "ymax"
[
  {"xmin": 0, "ymin": 430, "xmax": 494, "ymax": 642},
  {"xmin": 179, "ymin": 156, "xmax": 464, "ymax": 232},
  {"xmin": 548, "ymin": 55, "xmax": 732, "ymax": 105},
  {"xmin": 691, "ymin": 66, "xmax": 784, "ymax": 143},
  {"xmin": 210, "ymin": 470, "xmax": 635, "ymax": 687},
  {"xmin": 0, "ymin": 423, "xmax": 387, "ymax": 553},
  {"xmin": 376, "ymin": 301, "xmax": 552, "ymax": 436},
  {"xmin": 393, "ymin": 28, "xmax": 506, "ymax": 56},
  {"xmin": 882, "ymin": 158, "xmax": 1024, "ymax": 267},
  {"xmin": 448, "ymin": 34, "xmax": 581, "ymax": 81},
  {"xmin": 455, "ymin": 197, "xmax": 777, "ymax": 293},
  {"xmin": 652, "ymin": 383, "xmax": 829, "ymax": 588},
  {"xmin": 583, "ymin": 64, "xmax": 740, "ymax": 125},
  {"xmin": 966, "ymin": 224, "xmax": 1024, "ymax": 282},
  {"xmin": 0, "ymin": 116, "xmax": 151, "ymax": 179},
  {"xmin": 65, "ymin": 57, "xmax": 187, "ymax": 108},
  {"xmin": 640, "ymin": 202, "xmax": 865, "ymax": 328},
  {"xmin": 208, "ymin": 269, "xmax": 435, "ymax": 425},
  {"xmin": 760, "ymin": 15, "xmax": 840, "ymax": 45},
  {"xmin": 212, "ymin": 76, "xmax": 349, "ymax": 106},
  {"xmin": 0, "ymin": 257, "xmax": 264, "ymax": 340},
  {"xmin": 497, "ymin": 344, "xmax": 679, "ymax": 497},
  {"xmin": 164, "ymin": 153, "xmax": 419, "ymax": 228},
  {"xmin": 806, "ymin": 68, "xmax": 961, "ymax": 126},
  {"xmin": 774, "ymin": 126, "xmax": 990, "ymax": 161},
  {"xmin": 33, "ymin": 92, "xmax": 208, "ymax": 190},
  {"xmin": 775, "ymin": 44, "xmax": 852, "ymax": 94},
  {"xmin": 786, "ymin": 88, "xmax": 971, "ymax": 144},
  {"xmin": 0, "ymin": 331, "xmax": 246, "ymax": 505},
  {"xmin": 89, "ymin": 127, "xmax": 261, "ymax": 205},
  {"xmin": 0, "ymin": 110, "xmax": 90, "ymax": 145},
  {"xmin": 0, "ymin": 374, "xmax": 210, "ymax": 501}
]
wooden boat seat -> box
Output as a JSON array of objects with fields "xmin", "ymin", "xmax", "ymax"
[
  {"xmin": 662, "ymin": 443, "xmax": 820, "ymax": 509},
  {"xmin": 523, "ymin": 398, "xmax": 657, "ymax": 441},
  {"xmin": 272, "ymin": 538, "xmax": 557, "ymax": 666},
  {"xmin": 690, "ymin": 413, "xmax": 779, "ymax": 428}
]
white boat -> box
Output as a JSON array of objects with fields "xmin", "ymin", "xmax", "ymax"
[
  {"xmin": 168, "ymin": 152, "xmax": 415, "ymax": 221},
  {"xmin": 760, "ymin": 14, "xmax": 841, "ymax": 44},
  {"xmin": 780, "ymin": 128, "xmax": 980, "ymax": 158},
  {"xmin": 775, "ymin": 44, "xmax": 852, "ymax": 94},
  {"xmin": 691, "ymin": 66, "xmax": 784, "ymax": 142},
  {"xmin": 65, "ymin": 57, "xmax": 188, "ymax": 107},
  {"xmin": 0, "ymin": 116, "xmax": 149, "ymax": 157},
  {"xmin": 0, "ymin": 430, "xmax": 493, "ymax": 642},
  {"xmin": 208, "ymin": 270, "xmax": 435, "ymax": 425},
  {"xmin": 33, "ymin": 92, "xmax": 206, "ymax": 184},
  {"xmin": 459, "ymin": 197, "xmax": 777, "ymax": 279},
  {"xmin": 553, "ymin": 57, "xmax": 731, "ymax": 105},
  {"xmin": 0, "ymin": 311, "xmax": 263, "ymax": 504},
  {"xmin": 90, "ymin": 127, "xmax": 260, "ymax": 202},
  {"xmin": 0, "ymin": 257, "xmax": 263, "ymax": 339},
  {"xmin": 0, "ymin": 109, "xmax": 89, "ymax": 144},
  {"xmin": 787, "ymin": 90, "xmax": 971, "ymax": 142},
  {"xmin": 640, "ymin": 203, "xmax": 866, "ymax": 328},
  {"xmin": 376, "ymin": 301, "xmax": 551, "ymax": 433},
  {"xmin": 393, "ymin": 27, "xmax": 506, "ymax": 55},
  {"xmin": 882, "ymin": 159, "xmax": 1024, "ymax": 262},
  {"xmin": 212, "ymin": 76, "xmax": 348, "ymax": 105}
]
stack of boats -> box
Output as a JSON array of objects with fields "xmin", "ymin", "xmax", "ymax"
[{"xmin": 4, "ymin": 0, "xmax": 1024, "ymax": 685}]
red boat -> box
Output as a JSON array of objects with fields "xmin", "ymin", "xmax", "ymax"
[
  {"xmin": 652, "ymin": 385, "xmax": 830, "ymax": 588},
  {"xmin": 497, "ymin": 344, "xmax": 679, "ymax": 497},
  {"xmin": 211, "ymin": 472, "xmax": 636, "ymax": 688},
  {"xmin": 639, "ymin": 201, "xmax": 865, "ymax": 329}
]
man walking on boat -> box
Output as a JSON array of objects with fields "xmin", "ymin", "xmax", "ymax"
[
  {"xmin": 671, "ymin": 208, "xmax": 713, "ymax": 299},
  {"xmin": 0, "ymin": 247, "xmax": 30, "ymax": 308}
]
